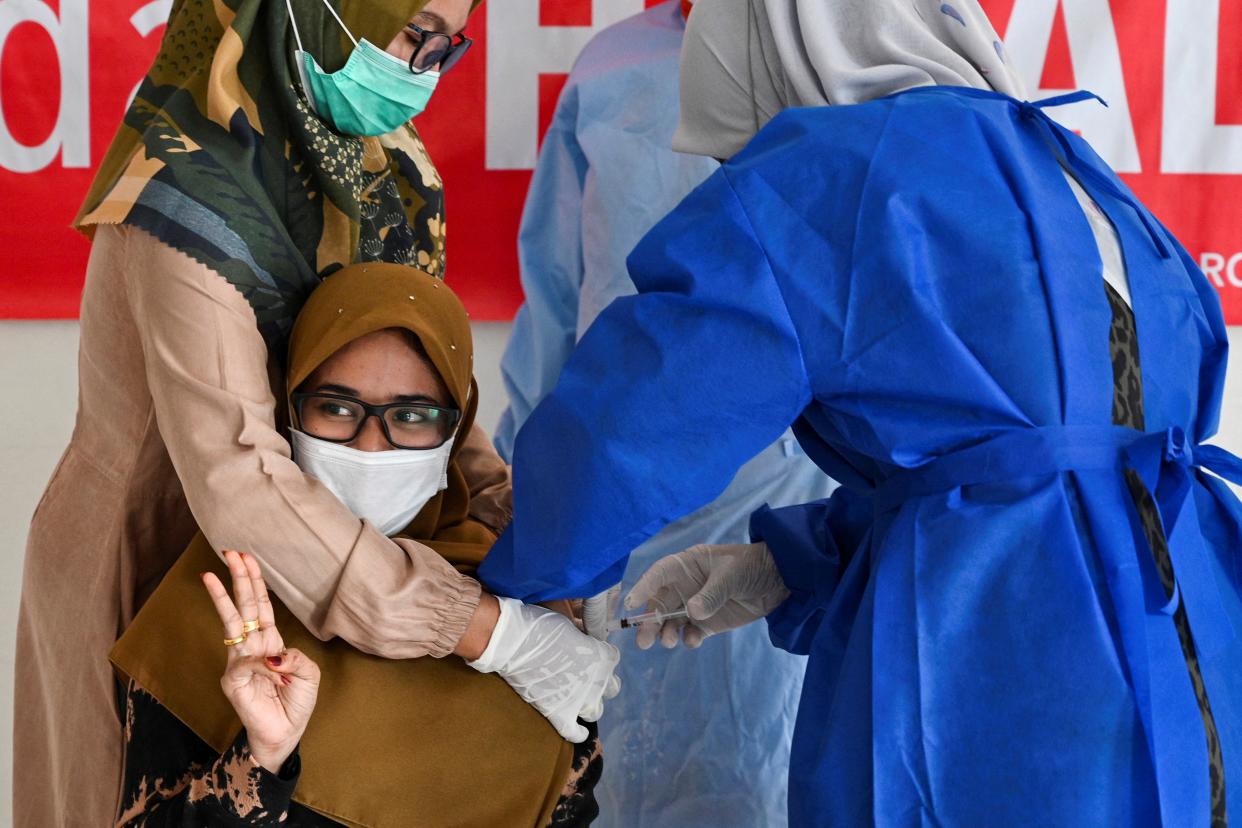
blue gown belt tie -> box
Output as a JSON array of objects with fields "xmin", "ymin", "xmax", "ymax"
[{"xmin": 874, "ymin": 424, "xmax": 1241, "ymax": 822}]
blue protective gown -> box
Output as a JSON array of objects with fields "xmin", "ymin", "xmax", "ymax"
[
  {"xmin": 479, "ymin": 86, "xmax": 1242, "ymax": 825},
  {"xmin": 493, "ymin": 4, "xmax": 834, "ymax": 825}
]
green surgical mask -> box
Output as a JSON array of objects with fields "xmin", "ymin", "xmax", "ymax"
[{"xmin": 287, "ymin": 0, "xmax": 440, "ymax": 137}]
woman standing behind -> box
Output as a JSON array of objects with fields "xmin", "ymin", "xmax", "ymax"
[{"xmin": 15, "ymin": 1, "xmax": 516, "ymax": 825}]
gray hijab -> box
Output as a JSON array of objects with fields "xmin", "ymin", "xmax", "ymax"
[{"xmin": 674, "ymin": 0, "xmax": 1026, "ymax": 158}]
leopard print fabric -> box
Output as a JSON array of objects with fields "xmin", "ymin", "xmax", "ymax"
[
  {"xmin": 1107, "ymin": 284, "xmax": 1146, "ymax": 429},
  {"xmin": 1106, "ymin": 283, "xmax": 1227, "ymax": 826}
]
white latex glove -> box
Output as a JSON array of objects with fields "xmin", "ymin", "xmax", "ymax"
[
  {"xmin": 468, "ymin": 597, "xmax": 621, "ymax": 742},
  {"xmin": 582, "ymin": 584, "xmax": 622, "ymax": 640},
  {"xmin": 625, "ymin": 542, "xmax": 790, "ymax": 650}
]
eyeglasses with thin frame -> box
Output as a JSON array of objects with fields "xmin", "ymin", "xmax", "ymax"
[
  {"xmin": 404, "ymin": 23, "xmax": 472, "ymax": 75},
  {"xmin": 293, "ymin": 391, "xmax": 460, "ymax": 450}
]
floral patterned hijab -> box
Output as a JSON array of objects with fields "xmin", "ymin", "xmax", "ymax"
[{"xmin": 76, "ymin": 0, "xmax": 452, "ymax": 349}]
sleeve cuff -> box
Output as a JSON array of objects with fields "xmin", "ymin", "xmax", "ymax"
[
  {"xmin": 750, "ymin": 501, "xmax": 837, "ymax": 598},
  {"xmin": 750, "ymin": 497, "xmax": 866, "ymax": 656},
  {"xmin": 321, "ymin": 531, "xmax": 484, "ymax": 659},
  {"xmin": 218, "ymin": 732, "xmax": 300, "ymax": 822},
  {"xmin": 431, "ymin": 575, "xmax": 483, "ymax": 657}
]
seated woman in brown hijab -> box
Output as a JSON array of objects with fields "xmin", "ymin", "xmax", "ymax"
[{"xmin": 111, "ymin": 263, "xmax": 621, "ymax": 827}]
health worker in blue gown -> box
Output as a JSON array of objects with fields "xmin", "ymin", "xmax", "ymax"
[
  {"xmin": 495, "ymin": 1, "xmax": 835, "ymax": 824},
  {"xmin": 479, "ymin": 0, "xmax": 1242, "ymax": 824}
]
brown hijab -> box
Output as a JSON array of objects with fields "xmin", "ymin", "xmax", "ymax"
[
  {"xmin": 286, "ymin": 260, "xmax": 494, "ymax": 565},
  {"xmin": 111, "ymin": 264, "xmax": 573, "ymax": 828}
]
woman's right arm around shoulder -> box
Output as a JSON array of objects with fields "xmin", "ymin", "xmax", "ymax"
[{"xmin": 119, "ymin": 225, "xmax": 480, "ymax": 659}]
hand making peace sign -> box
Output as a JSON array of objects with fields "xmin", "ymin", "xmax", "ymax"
[{"xmin": 202, "ymin": 550, "xmax": 321, "ymax": 774}]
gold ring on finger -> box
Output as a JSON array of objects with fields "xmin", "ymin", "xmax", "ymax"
[
  {"xmin": 223, "ymin": 634, "xmax": 247, "ymax": 647},
  {"xmin": 241, "ymin": 619, "xmax": 261, "ymax": 634}
]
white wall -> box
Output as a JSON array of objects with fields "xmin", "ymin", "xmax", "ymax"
[{"xmin": 3, "ymin": 321, "xmax": 1242, "ymax": 820}]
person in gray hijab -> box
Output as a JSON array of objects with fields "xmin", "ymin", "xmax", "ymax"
[
  {"xmin": 674, "ymin": 0, "xmax": 1024, "ymax": 159},
  {"xmin": 480, "ymin": 0, "xmax": 1239, "ymax": 824}
]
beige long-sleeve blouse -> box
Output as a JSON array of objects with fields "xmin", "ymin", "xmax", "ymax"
[{"xmin": 14, "ymin": 224, "xmax": 512, "ymax": 827}]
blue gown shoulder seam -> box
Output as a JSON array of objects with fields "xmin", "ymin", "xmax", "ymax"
[
  {"xmin": 842, "ymin": 104, "xmax": 901, "ymax": 314},
  {"xmin": 726, "ymin": 100, "xmax": 899, "ymax": 367},
  {"xmin": 717, "ymin": 165, "xmax": 814, "ymax": 398}
]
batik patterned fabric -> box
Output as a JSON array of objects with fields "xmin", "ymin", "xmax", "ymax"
[
  {"xmin": 75, "ymin": 0, "xmax": 445, "ymax": 350},
  {"xmin": 116, "ymin": 683, "xmax": 304, "ymax": 827},
  {"xmin": 116, "ymin": 682, "xmax": 603, "ymax": 827},
  {"xmin": 549, "ymin": 723, "xmax": 604, "ymax": 827}
]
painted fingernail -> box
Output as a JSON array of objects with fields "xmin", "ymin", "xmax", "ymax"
[
  {"xmin": 266, "ymin": 655, "xmax": 283, "ymax": 667},
  {"xmin": 281, "ymin": 675, "xmax": 292, "ymax": 685}
]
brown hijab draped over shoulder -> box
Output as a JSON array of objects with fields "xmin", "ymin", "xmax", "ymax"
[{"xmin": 111, "ymin": 264, "xmax": 574, "ymax": 828}]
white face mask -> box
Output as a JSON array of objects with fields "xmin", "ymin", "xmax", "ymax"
[{"xmin": 291, "ymin": 429, "xmax": 453, "ymax": 536}]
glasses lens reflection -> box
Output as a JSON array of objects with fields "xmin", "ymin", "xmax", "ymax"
[
  {"xmin": 383, "ymin": 405, "xmax": 452, "ymax": 448},
  {"xmin": 301, "ymin": 396, "xmax": 365, "ymax": 441},
  {"xmin": 439, "ymin": 39, "xmax": 470, "ymax": 73},
  {"xmin": 412, "ymin": 35, "xmax": 450, "ymax": 72}
]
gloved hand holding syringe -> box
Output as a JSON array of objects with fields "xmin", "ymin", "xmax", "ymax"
[
  {"xmin": 621, "ymin": 542, "xmax": 792, "ymax": 649},
  {"xmin": 594, "ymin": 544, "xmax": 780, "ymax": 646},
  {"xmin": 582, "ymin": 585, "xmax": 691, "ymax": 638}
]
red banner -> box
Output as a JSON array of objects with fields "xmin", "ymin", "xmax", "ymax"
[{"xmin": 2, "ymin": 0, "xmax": 1241, "ymax": 321}]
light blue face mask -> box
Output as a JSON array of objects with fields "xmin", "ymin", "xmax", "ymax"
[{"xmin": 286, "ymin": 0, "xmax": 439, "ymax": 137}]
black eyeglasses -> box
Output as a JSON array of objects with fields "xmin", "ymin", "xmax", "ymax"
[
  {"xmin": 405, "ymin": 23, "xmax": 472, "ymax": 75},
  {"xmin": 293, "ymin": 392, "xmax": 460, "ymax": 450}
]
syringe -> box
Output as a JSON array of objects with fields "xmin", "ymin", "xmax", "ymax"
[{"xmin": 606, "ymin": 608, "xmax": 690, "ymax": 633}]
